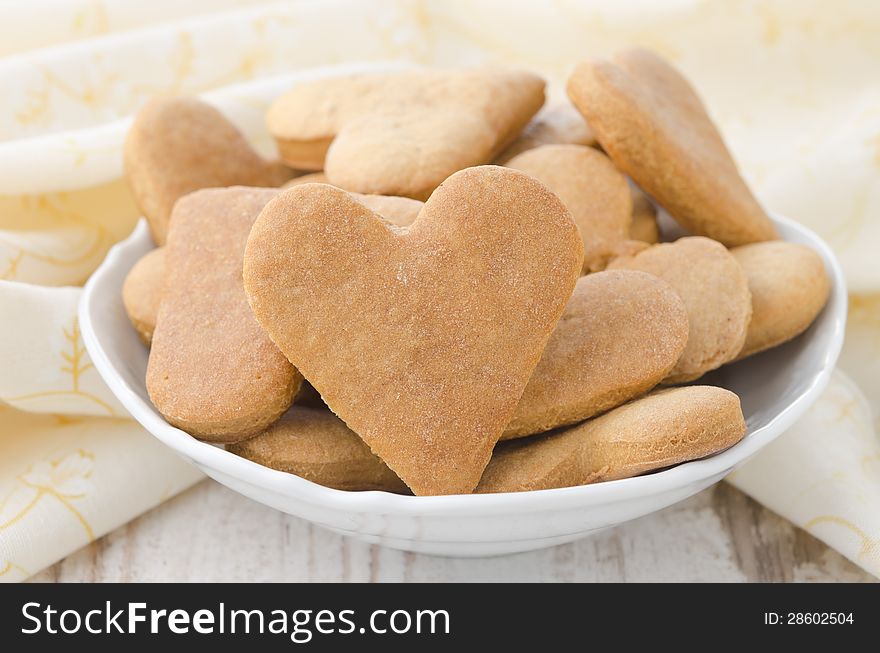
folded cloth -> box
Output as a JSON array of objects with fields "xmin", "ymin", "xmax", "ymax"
[
  {"xmin": 0, "ymin": 405, "xmax": 202, "ymax": 582},
  {"xmin": 729, "ymin": 370, "xmax": 880, "ymax": 577}
]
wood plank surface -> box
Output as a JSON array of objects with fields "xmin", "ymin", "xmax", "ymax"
[{"xmin": 31, "ymin": 480, "xmax": 873, "ymax": 582}]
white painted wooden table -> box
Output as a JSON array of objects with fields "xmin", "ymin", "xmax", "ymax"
[{"xmin": 32, "ymin": 480, "xmax": 872, "ymax": 582}]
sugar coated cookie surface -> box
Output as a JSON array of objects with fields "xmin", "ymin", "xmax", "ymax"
[
  {"xmin": 503, "ymin": 270, "xmax": 688, "ymax": 439},
  {"xmin": 609, "ymin": 236, "xmax": 752, "ymax": 383},
  {"xmin": 495, "ymin": 103, "xmax": 596, "ymax": 164},
  {"xmin": 478, "ymin": 386, "xmax": 746, "ymax": 493},
  {"xmin": 125, "ymin": 96, "xmax": 293, "ymax": 245},
  {"xmin": 121, "ymin": 191, "xmax": 422, "ymax": 347},
  {"xmin": 267, "ymin": 69, "xmax": 545, "ymax": 200},
  {"xmin": 506, "ymin": 144, "xmax": 632, "ymax": 273},
  {"xmin": 122, "ymin": 247, "xmax": 165, "ymax": 346},
  {"xmin": 352, "ymin": 194, "xmax": 423, "ymax": 228},
  {"xmin": 732, "ymin": 241, "xmax": 831, "ymax": 359},
  {"xmin": 567, "ymin": 48, "xmax": 777, "ymax": 247},
  {"xmin": 147, "ymin": 187, "xmax": 302, "ymax": 443},
  {"xmin": 228, "ymin": 406, "xmax": 409, "ymax": 493},
  {"xmin": 284, "ymin": 175, "xmax": 424, "ymax": 227},
  {"xmin": 243, "ymin": 166, "xmax": 583, "ymax": 495}
]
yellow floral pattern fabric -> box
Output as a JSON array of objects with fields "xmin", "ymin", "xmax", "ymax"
[
  {"xmin": 0, "ymin": 0, "xmax": 877, "ymax": 580},
  {"xmin": 0, "ymin": 406, "xmax": 201, "ymax": 582},
  {"xmin": 728, "ymin": 371, "xmax": 880, "ymax": 576},
  {"xmin": 0, "ymin": 284, "xmax": 122, "ymax": 415}
]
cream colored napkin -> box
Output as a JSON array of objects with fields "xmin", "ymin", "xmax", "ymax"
[{"xmin": 0, "ymin": 0, "xmax": 877, "ymax": 581}]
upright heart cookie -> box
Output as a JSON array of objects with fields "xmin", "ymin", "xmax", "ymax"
[
  {"xmin": 287, "ymin": 183, "xmax": 425, "ymax": 228},
  {"xmin": 609, "ymin": 237, "xmax": 752, "ymax": 383},
  {"xmin": 478, "ymin": 386, "xmax": 746, "ymax": 493},
  {"xmin": 354, "ymin": 194, "xmax": 424, "ymax": 228},
  {"xmin": 243, "ymin": 166, "xmax": 583, "ymax": 495},
  {"xmin": 567, "ymin": 48, "xmax": 777, "ymax": 247},
  {"xmin": 147, "ymin": 187, "xmax": 302, "ymax": 442},
  {"xmin": 228, "ymin": 406, "xmax": 409, "ymax": 493},
  {"xmin": 120, "ymin": 192, "xmax": 423, "ymax": 348},
  {"xmin": 125, "ymin": 97, "xmax": 293, "ymax": 245},
  {"xmin": 266, "ymin": 69, "xmax": 545, "ymax": 200},
  {"xmin": 503, "ymin": 270, "xmax": 688, "ymax": 439},
  {"xmin": 495, "ymin": 102, "xmax": 596, "ymax": 164},
  {"xmin": 506, "ymin": 144, "xmax": 634, "ymax": 272},
  {"xmin": 732, "ymin": 241, "xmax": 830, "ymax": 359},
  {"xmin": 284, "ymin": 174, "xmax": 425, "ymax": 226},
  {"xmin": 123, "ymin": 247, "xmax": 165, "ymax": 346}
]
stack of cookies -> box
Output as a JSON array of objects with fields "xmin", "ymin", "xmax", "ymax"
[{"xmin": 121, "ymin": 49, "xmax": 831, "ymax": 496}]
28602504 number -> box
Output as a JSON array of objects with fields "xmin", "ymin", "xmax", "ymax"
[
  {"xmin": 764, "ymin": 612, "xmax": 854, "ymax": 625},
  {"xmin": 787, "ymin": 612, "xmax": 853, "ymax": 625},
  {"xmin": 788, "ymin": 613, "xmax": 852, "ymax": 625}
]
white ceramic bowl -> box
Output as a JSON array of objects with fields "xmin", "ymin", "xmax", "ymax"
[{"xmin": 80, "ymin": 213, "xmax": 846, "ymax": 557}]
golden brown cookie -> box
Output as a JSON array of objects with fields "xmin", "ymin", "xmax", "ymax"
[
  {"xmin": 120, "ymin": 193, "xmax": 422, "ymax": 348},
  {"xmin": 609, "ymin": 237, "xmax": 752, "ymax": 383},
  {"xmin": 283, "ymin": 174, "xmax": 424, "ymax": 227},
  {"xmin": 147, "ymin": 187, "xmax": 302, "ymax": 443},
  {"xmin": 267, "ymin": 69, "xmax": 545, "ymax": 200},
  {"xmin": 502, "ymin": 270, "xmax": 688, "ymax": 439},
  {"xmin": 567, "ymin": 48, "xmax": 777, "ymax": 247},
  {"xmin": 494, "ymin": 102, "xmax": 596, "ymax": 164},
  {"xmin": 353, "ymin": 194, "xmax": 424, "ymax": 228},
  {"xmin": 478, "ymin": 386, "xmax": 746, "ymax": 493},
  {"xmin": 243, "ymin": 166, "xmax": 583, "ymax": 495},
  {"xmin": 234, "ymin": 386, "xmax": 744, "ymax": 495},
  {"xmin": 506, "ymin": 144, "xmax": 632, "ymax": 273},
  {"xmin": 604, "ymin": 239, "xmax": 651, "ymax": 264},
  {"xmin": 288, "ymin": 186, "xmax": 426, "ymax": 228},
  {"xmin": 629, "ymin": 183, "xmax": 659, "ymax": 243},
  {"xmin": 228, "ymin": 406, "xmax": 409, "ymax": 493},
  {"xmin": 282, "ymin": 171, "xmax": 328, "ymax": 188},
  {"xmin": 122, "ymin": 247, "xmax": 165, "ymax": 346},
  {"xmin": 125, "ymin": 96, "xmax": 293, "ymax": 245},
  {"xmin": 732, "ymin": 241, "xmax": 831, "ymax": 360}
]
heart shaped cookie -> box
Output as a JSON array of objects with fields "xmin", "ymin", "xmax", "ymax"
[
  {"xmin": 567, "ymin": 48, "xmax": 777, "ymax": 247},
  {"xmin": 284, "ymin": 172, "xmax": 425, "ymax": 226},
  {"xmin": 243, "ymin": 166, "xmax": 583, "ymax": 495},
  {"xmin": 506, "ymin": 144, "xmax": 635, "ymax": 272},
  {"xmin": 233, "ymin": 387, "xmax": 744, "ymax": 495},
  {"xmin": 125, "ymin": 97, "xmax": 293, "ymax": 245},
  {"xmin": 495, "ymin": 102, "xmax": 596, "ymax": 164},
  {"xmin": 123, "ymin": 247, "xmax": 165, "ymax": 346},
  {"xmin": 351, "ymin": 194, "xmax": 424, "ymax": 228},
  {"xmin": 609, "ymin": 237, "xmax": 752, "ymax": 383},
  {"xmin": 478, "ymin": 386, "xmax": 746, "ymax": 493},
  {"xmin": 732, "ymin": 241, "xmax": 830, "ymax": 360},
  {"xmin": 266, "ymin": 69, "xmax": 545, "ymax": 200},
  {"xmin": 502, "ymin": 270, "xmax": 688, "ymax": 439},
  {"xmin": 301, "ymin": 188, "xmax": 425, "ymax": 229},
  {"xmin": 121, "ymin": 192, "xmax": 423, "ymax": 348},
  {"xmin": 228, "ymin": 406, "xmax": 409, "ymax": 493},
  {"xmin": 147, "ymin": 187, "xmax": 302, "ymax": 442}
]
